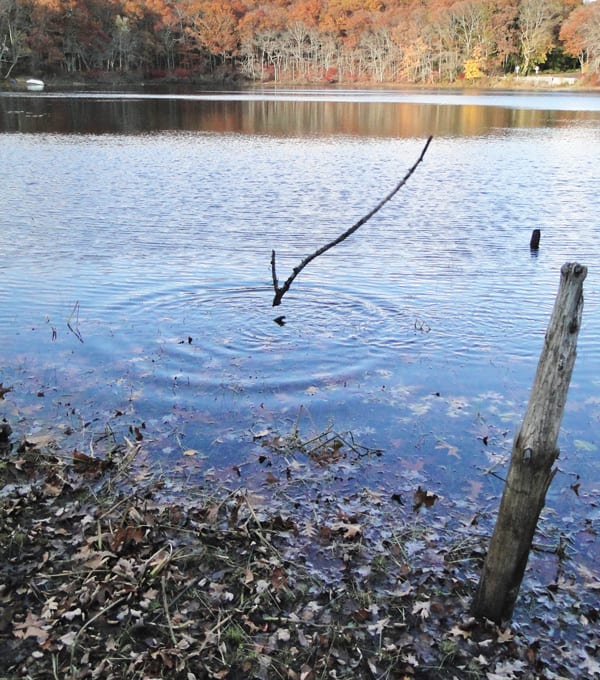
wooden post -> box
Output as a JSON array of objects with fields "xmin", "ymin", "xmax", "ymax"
[
  {"xmin": 530, "ymin": 229, "xmax": 541, "ymax": 250},
  {"xmin": 472, "ymin": 262, "xmax": 587, "ymax": 624}
]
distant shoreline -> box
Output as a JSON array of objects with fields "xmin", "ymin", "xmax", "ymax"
[{"xmin": 4, "ymin": 71, "xmax": 598, "ymax": 93}]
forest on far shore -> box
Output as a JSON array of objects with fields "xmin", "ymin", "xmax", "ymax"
[{"xmin": 1, "ymin": 0, "xmax": 599, "ymax": 86}]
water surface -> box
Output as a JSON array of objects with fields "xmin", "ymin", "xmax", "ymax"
[{"xmin": 1, "ymin": 90, "xmax": 599, "ymax": 532}]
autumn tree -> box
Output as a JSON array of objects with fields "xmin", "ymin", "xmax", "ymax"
[
  {"xmin": 447, "ymin": 0, "xmax": 497, "ymax": 77},
  {"xmin": 398, "ymin": 5, "xmax": 437, "ymax": 83},
  {"xmin": 516, "ymin": 0, "xmax": 566, "ymax": 74},
  {"xmin": 560, "ymin": 2, "xmax": 600, "ymax": 74},
  {"xmin": 184, "ymin": 0, "xmax": 243, "ymax": 72},
  {"xmin": 464, "ymin": 43, "xmax": 486, "ymax": 78},
  {"xmin": 488, "ymin": 0, "xmax": 519, "ymax": 73},
  {"xmin": 5, "ymin": 0, "xmax": 594, "ymax": 82},
  {"xmin": 237, "ymin": 0, "xmax": 288, "ymax": 80}
]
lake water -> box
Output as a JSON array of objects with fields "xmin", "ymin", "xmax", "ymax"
[{"xmin": 1, "ymin": 88, "xmax": 599, "ymax": 527}]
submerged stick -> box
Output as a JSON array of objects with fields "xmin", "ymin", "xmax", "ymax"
[
  {"xmin": 67, "ymin": 300, "xmax": 84, "ymax": 343},
  {"xmin": 271, "ymin": 136, "xmax": 433, "ymax": 307}
]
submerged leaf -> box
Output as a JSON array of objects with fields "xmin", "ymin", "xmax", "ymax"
[{"xmin": 574, "ymin": 439, "xmax": 597, "ymax": 452}]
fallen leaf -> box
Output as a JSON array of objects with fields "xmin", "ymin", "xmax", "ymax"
[
  {"xmin": 367, "ymin": 657, "xmax": 378, "ymax": 674},
  {"xmin": 574, "ymin": 439, "xmax": 597, "ymax": 452},
  {"xmin": 0, "ymin": 383, "xmax": 12, "ymax": 399},
  {"xmin": 367, "ymin": 617, "xmax": 390, "ymax": 634},
  {"xmin": 13, "ymin": 611, "xmax": 50, "ymax": 644},
  {"xmin": 496, "ymin": 627, "xmax": 513, "ymax": 643},
  {"xmin": 411, "ymin": 600, "xmax": 431, "ymax": 619},
  {"xmin": 271, "ymin": 566, "xmax": 288, "ymax": 589},
  {"xmin": 276, "ymin": 628, "xmax": 291, "ymax": 642},
  {"xmin": 58, "ymin": 631, "xmax": 77, "ymax": 646},
  {"xmin": 413, "ymin": 486, "xmax": 438, "ymax": 511},
  {"xmin": 73, "ymin": 450, "xmax": 107, "ymax": 474},
  {"xmin": 330, "ymin": 522, "xmax": 362, "ymax": 539},
  {"xmin": 300, "ymin": 664, "xmax": 315, "ymax": 680},
  {"xmin": 62, "ymin": 608, "xmax": 83, "ymax": 622},
  {"xmin": 466, "ymin": 480, "xmax": 483, "ymax": 501},
  {"xmin": 22, "ymin": 433, "xmax": 55, "ymax": 449},
  {"xmin": 449, "ymin": 624, "xmax": 471, "ymax": 639},
  {"xmin": 301, "ymin": 522, "xmax": 317, "ymax": 538},
  {"xmin": 435, "ymin": 439, "xmax": 460, "ymax": 459},
  {"xmin": 110, "ymin": 526, "xmax": 145, "ymax": 553}
]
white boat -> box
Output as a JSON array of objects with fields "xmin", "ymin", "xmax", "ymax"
[{"xmin": 26, "ymin": 78, "xmax": 45, "ymax": 92}]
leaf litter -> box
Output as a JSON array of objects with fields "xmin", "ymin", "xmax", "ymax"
[{"xmin": 0, "ymin": 404, "xmax": 599, "ymax": 679}]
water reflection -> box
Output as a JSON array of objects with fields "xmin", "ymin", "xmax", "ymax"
[{"xmin": 2, "ymin": 91, "xmax": 599, "ymax": 136}]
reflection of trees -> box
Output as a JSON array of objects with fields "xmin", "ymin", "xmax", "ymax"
[{"xmin": 2, "ymin": 96, "xmax": 595, "ymax": 138}]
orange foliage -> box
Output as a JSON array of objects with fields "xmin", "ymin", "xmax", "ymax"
[
  {"xmin": 560, "ymin": 2, "xmax": 600, "ymax": 70},
  {"xmin": 288, "ymin": 0, "xmax": 321, "ymax": 29},
  {"xmin": 7, "ymin": 0, "xmax": 599, "ymax": 81}
]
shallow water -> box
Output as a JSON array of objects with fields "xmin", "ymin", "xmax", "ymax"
[{"xmin": 1, "ymin": 91, "xmax": 599, "ymax": 516}]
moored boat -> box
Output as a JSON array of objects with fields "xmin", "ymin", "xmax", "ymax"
[{"xmin": 26, "ymin": 78, "xmax": 45, "ymax": 91}]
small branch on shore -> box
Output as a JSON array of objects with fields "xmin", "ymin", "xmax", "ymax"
[{"xmin": 271, "ymin": 136, "xmax": 433, "ymax": 307}]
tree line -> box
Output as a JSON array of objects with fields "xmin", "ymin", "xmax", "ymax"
[{"xmin": 1, "ymin": 0, "xmax": 599, "ymax": 84}]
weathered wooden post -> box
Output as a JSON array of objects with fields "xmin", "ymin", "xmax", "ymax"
[
  {"xmin": 472, "ymin": 262, "xmax": 587, "ymax": 624},
  {"xmin": 530, "ymin": 229, "xmax": 541, "ymax": 250}
]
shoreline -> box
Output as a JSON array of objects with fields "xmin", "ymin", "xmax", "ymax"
[{"xmin": 4, "ymin": 71, "xmax": 598, "ymax": 94}]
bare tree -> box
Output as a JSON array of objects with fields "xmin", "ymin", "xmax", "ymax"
[{"xmin": 0, "ymin": 0, "xmax": 30, "ymax": 78}]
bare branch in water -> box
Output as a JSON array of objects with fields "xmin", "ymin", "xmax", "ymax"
[
  {"xmin": 271, "ymin": 136, "xmax": 433, "ymax": 307},
  {"xmin": 67, "ymin": 300, "xmax": 84, "ymax": 343}
]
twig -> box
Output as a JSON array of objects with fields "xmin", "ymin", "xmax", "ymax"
[
  {"xmin": 70, "ymin": 596, "xmax": 126, "ymax": 674},
  {"xmin": 161, "ymin": 575, "xmax": 177, "ymax": 646},
  {"xmin": 242, "ymin": 492, "xmax": 282, "ymax": 558},
  {"xmin": 271, "ymin": 136, "xmax": 433, "ymax": 306},
  {"xmin": 197, "ymin": 611, "xmax": 235, "ymax": 654},
  {"xmin": 66, "ymin": 300, "xmax": 84, "ymax": 343}
]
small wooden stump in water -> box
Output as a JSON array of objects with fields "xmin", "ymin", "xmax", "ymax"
[
  {"xmin": 472, "ymin": 262, "xmax": 587, "ymax": 624},
  {"xmin": 530, "ymin": 229, "xmax": 541, "ymax": 250}
]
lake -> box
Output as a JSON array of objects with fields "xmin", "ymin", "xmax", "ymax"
[{"xmin": 1, "ymin": 88, "xmax": 599, "ymax": 539}]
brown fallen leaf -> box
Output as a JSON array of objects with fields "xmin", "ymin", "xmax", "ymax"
[
  {"xmin": 72, "ymin": 450, "xmax": 107, "ymax": 474},
  {"xmin": 0, "ymin": 383, "xmax": 12, "ymax": 399},
  {"xmin": 413, "ymin": 486, "xmax": 438, "ymax": 511},
  {"xmin": 110, "ymin": 526, "xmax": 145, "ymax": 553},
  {"xmin": 330, "ymin": 522, "xmax": 362, "ymax": 539},
  {"xmin": 12, "ymin": 611, "xmax": 50, "ymax": 644}
]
